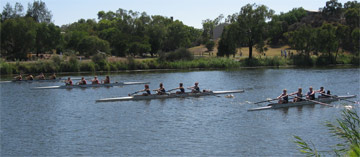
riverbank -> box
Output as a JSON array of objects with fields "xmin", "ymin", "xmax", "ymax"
[{"xmin": 1, "ymin": 55, "xmax": 359, "ymax": 75}]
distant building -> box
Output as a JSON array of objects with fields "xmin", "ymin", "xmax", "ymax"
[{"xmin": 213, "ymin": 23, "xmax": 228, "ymax": 40}]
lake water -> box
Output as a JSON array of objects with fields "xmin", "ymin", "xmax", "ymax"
[{"xmin": 1, "ymin": 67, "xmax": 359, "ymax": 156}]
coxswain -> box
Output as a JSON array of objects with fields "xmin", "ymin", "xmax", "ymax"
[
  {"xmin": 140, "ymin": 84, "xmax": 151, "ymax": 96},
  {"xmin": 290, "ymin": 87, "xmax": 303, "ymax": 102},
  {"xmin": 316, "ymin": 87, "xmax": 326, "ymax": 98},
  {"xmin": 306, "ymin": 86, "xmax": 315, "ymax": 100},
  {"xmin": 78, "ymin": 77, "xmax": 87, "ymax": 85},
  {"xmin": 277, "ymin": 89, "xmax": 289, "ymax": 104},
  {"xmin": 14, "ymin": 74, "xmax": 22, "ymax": 81},
  {"xmin": 92, "ymin": 76, "xmax": 100, "ymax": 84},
  {"xmin": 188, "ymin": 82, "xmax": 200, "ymax": 93},
  {"xmin": 153, "ymin": 83, "xmax": 166, "ymax": 95},
  {"xmin": 175, "ymin": 83, "xmax": 185, "ymax": 94},
  {"xmin": 26, "ymin": 74, "xmax": 34, "ymax": 80},
  {"xmin": 36, "ymin": 73, "xmax": 45, "ymax": 80},
  {"xmin": 102, "ymin": 76, "xmax": 110, "ymax": 84},
  {"xmin": 49, "ymin": 73, "xmax": 56, "ymax": 80},
  {"xmin": 65, "ymin": 77, "xmax": 73, "ymax": 86}
]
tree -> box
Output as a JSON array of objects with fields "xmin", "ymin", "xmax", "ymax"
[
  {"xmin": 1, "ymin": 17, "xmax": 37, "ymax": 60},
  {"xmin": 343, "ymin": 1, "xmax": 360, "ymax": 29},
  {"xmin": 26, "ymin": 0, "xmax": 52, "ymax": 23},
  {"xmin": 77, "ymin": 36, "xmax": 110, "ymax": 57},
  {"xmin": 351, "ymin": 28, "xmax": 360, "ymax": 54},
  {"xmin": 35, "ymin": 23, "xmax": 61, "ymax": 54},
  {"xmin": 205, "ymin": 40, "xmax": 215, "ymax": 51},
  {"xmin": 235, "ymin": 4, "xmax": 274, "ymax": 59},
  {"xmin": 1, "ymin": 2, "xmax": 24, "ymax": 21},
  {"xmin": 322, "ymin": 0, "xmax": 343, "ymax": 20},
  {"xmin": 201, "ymin": 14, "xmax": 223, "ymax": 43},
  {"xmin": 314, "ymin": 23, "xmax": 338, "ymax": 63},
  {"xmin": 284, "ymin": 25, "xmax": 316, "ymax": 57},
  {"xmin": 217, "ymin": 24, "xmax": 238, "ymax": 57}
]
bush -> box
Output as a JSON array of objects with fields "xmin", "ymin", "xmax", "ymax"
[
  {"xmin": 205, "ymin": 40, "xmax": 215, "ymax": 51},
  {"xmin": 158, "ymin": 48, "xmax": 194, "ymax": 62},
  {"xmin": 292, "ymin": 54, "xmax": 314, "ymax": 66},
  {"xmin": 80, "ymin": 62, "xmax": 96, "ymax": 72}
]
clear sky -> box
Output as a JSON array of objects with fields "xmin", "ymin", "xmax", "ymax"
[{"xmin": 1, "ymin": 0, "xmax": 352, "ymax": 28}]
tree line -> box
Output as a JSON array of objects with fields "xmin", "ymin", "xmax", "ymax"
[
  {"xmin": 215, "ymin": 0, "xmax": 359, "ymax": 65},
  {"xmin": 1, "ymin": 0, "xmax": 359, "ymax": 63}
]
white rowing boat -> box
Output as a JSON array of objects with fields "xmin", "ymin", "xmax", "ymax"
[
  {"xmin": 96, "ymin": 89, "xmax": 245, "ymax": 102},
  {"xmin": 0, "ymin": 77, "xmax": 84, "ymax": 83},
  {"xmin": 32, "ymin": 82, "xmax": 149, "ymax": 89},
  {"xmin": 248, "ymin": 95, "xmax": 357, "ymax": 111}
]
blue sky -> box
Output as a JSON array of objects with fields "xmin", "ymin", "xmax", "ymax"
[{"xmin": 1, "ymin": 0, "xmax": 352, "ymax": 28}]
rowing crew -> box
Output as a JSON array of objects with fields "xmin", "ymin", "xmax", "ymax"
[
  {"xmin": 277, "ymin": 86, "xmax": 331, "ymax": 104},
  {"xmin": 130, "ymin": 82, "xmax": 206, "ymax": 96},
  {"xmin": 14, "ymin": 73, "xmax": 56, "ymax": 80},
  {"xmin": 65, "ymin": 76, "xmax": 111, "ymax": 85}
]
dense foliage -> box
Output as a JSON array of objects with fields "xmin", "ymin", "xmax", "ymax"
[
  {"xmin": 294, "ymin": 109, "xmax": 359, "ymax": 156},
  {"xmin": 217, "ymin": 0, "xmax": 360, "ymax": 62},
  {"xmin": 0, "ymin": 0, "xmax": 359, "ymax": 67},
  {"xmin": 1, "ymin": 1, "xmax": 202, "ymax": 60}
]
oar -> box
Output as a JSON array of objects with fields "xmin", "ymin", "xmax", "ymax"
[
  {"xmin": 166, "ymin": 88, "xmax": 178, "ymax": 92},
  {"xmin": 290, "ymin": 95, "xmax": 333, "ymax": 107},
  {"xmin": 321, "ymin": 93, "xmax": 357, "ymax": 104},
  {"xmin": 128, "ymin": 91, "xmax": 141, "ymax": 96},
  {"xmin": 254, "ymin": 98, "xmax": 279, "ymax": 104}
]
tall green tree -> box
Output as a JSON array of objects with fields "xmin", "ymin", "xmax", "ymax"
[
  {"xmin": 1, "ymin": 2, "xmax": 24, "ymax": 21},
  {"xmin": 1, "ymin": 17, "xmax": 37, "ymax": 60},
  {"xmin": 217, "ymin": 23, "xmax": 238, "ymax": 57},
  {"xmin": 77, "ymin": 36, "xmax": 110, "ymax": 57},
  {"xmin": 322, "ymin": 0, "xmax": 343, "ymax": 20},
  {"xmin": 315, "ymin": 23, "xmax": 338, "ymax": 63},
  {"xmin": 35, "ymin": 23, "xmax": 61, "ymax": 54},
  {"xmin": 235, "ymin": 4, "xmax": 274, "ymax": 59},
  {"xmin": 284, "ymin": 25, "xmax": 316, "ymax": 57},
  {"xmin": 26, "ymin": 0, "xmax": 52, "ymax": 23}
]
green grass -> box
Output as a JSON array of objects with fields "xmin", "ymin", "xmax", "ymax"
[{"xmin": 1, "ymin": 54, "xmax": 358, "ymax": 75}]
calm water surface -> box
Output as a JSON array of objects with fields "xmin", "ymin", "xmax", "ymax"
[{"xmin": 1, "ymin": 68, "xmax": 359, "ymax": 156}]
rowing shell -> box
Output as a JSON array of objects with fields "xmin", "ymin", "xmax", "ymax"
[
  {"xmin": 96, "ymin": 89, "xmax": 245, "ymax": 102},
  {"xmin": 248, "ymin": 95, "xmax": 357, "ymax": 111},
  {"xmin": 32, "ymin": 82, "xmax": 149, "ymax": 89},
  {"xmin": 0, "ymin": 78, "xmax": 65, "ymax": 83}
]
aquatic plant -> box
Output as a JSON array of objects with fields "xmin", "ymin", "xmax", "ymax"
[{"xmin": 293, "ymin": 109, "xmax": 360, "ymax": 156}]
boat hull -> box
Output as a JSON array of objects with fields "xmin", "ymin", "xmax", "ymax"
[
  {"xmin": 248, "ymin": 95, "xmax": 357, "ymax": 111},
  {"xmin": 32, "ymin": 82, "xmax": 149, "ymax": 89},
  {"xmin": 96, "ymin": 90, "xmax": 245, "ymax": 102}
]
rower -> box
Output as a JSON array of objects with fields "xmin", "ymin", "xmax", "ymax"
[
  {"xmin": 140, "ymin": 84, "xmax": 151, "ymax": 96},
  {"xmin": 26, "ymin": 74, "xmax": 34, "ymax": 80},
  {"xmin": 306, "ymin": 86, "xmax": 315, "ymax": 100},
  {"xmin": 14, "ymin": 74, "xmax": 22, "ymax": 80},
  {"xmin": 49, "ymin": 73, "xmax": 56, "ymax": 80},
  {"xmin": 290, "ymin": 88, "xmax": 303, "ymax": 102},
  {"xmin": 102, "ymin": 76, "xmax": 110, "ymax": 84},
  {"xmin": 78, "ymin": 77, "xmax": 87, "ymax": 85},
  {"xmin": 65, "ymin": 77, "xmax": 73, "ymax": 86},
  {"xmin": 91, "ymin": 76, "xmax": 100, "ymax": 84},
  {"xmin": 316, "ymin": 87, "xmax": 326, "ymax": 98},
  {"xmin": 176, "ymin": 83, "xmax": 185, "ymax": 94},
  {"xmin": 153, "ymin": 83, "xmax": 166, "ymax": 95},
  {"xmin": 36, "ymin": 73, "xmax": 45, "ymax": 80},
  {"xmin": 188, "ymin": 82, "xmax": 200, "ymax": 93},
  {"xmin": 277, "ymin": 89, "xmax": 289, "ymax": 104}
]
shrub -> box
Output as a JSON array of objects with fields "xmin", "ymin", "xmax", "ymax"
[
  {"xmin": 158, "ymin": 48, "xmax": 194, "ymax": 62},
  {"xmin": 205, "ymin": 40, "xmax": 215, "ymax": 51},
  {"xmin": 80, "ymin": 62, "xmax": 96, "ymax": 72},
  {"xmin": 292, "ymin": 54, "xmax": 314, "ymax": 66}
]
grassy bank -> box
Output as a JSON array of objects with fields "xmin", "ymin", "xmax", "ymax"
[{"xmin": 1, "ymin": 55, "xmax": 359, "ymax": 75}]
